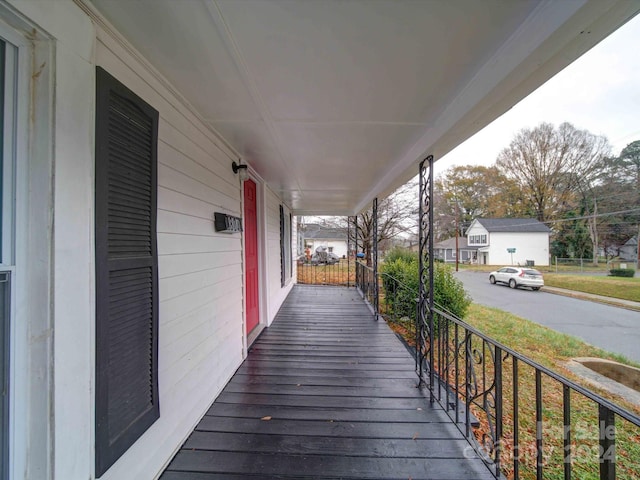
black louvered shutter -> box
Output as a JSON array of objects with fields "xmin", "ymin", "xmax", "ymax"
[
  {"xmin": 289, "ymin": 213, "xmax": 293, "ymax": 280},
  {"xmin": 95, "ymin": 67, "xmax": 159, "ymax": 477},
  {"xmin": 279, "ymin": 205, "xmax": 285, "ymax": 287}
]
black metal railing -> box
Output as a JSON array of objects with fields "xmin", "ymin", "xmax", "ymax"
[
  {"xmin": 424, "ymin": 307, "xmax": 640, "ymax": 480},
  {"xmin": 379, "ymin": 271, "xmax": 418, "ymax": 343},
  {"xmin": 355, "ymin": 261, "xmax": 377, "ymax": 314},
  {"xmin": 296, "ymin": 258, "xmax": 354, "ymax": 286},
  {"xmin": 357, "ymin": 260, "xmax": 640, "ymax": 479}
]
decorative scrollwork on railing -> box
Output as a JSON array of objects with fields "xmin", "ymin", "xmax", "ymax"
[
  {"xmin": 466, "ymin": 337, "xmax": 499, "ymax": 460},
  {"xmin": 427, "ymin": 301, "xmax": 640, "ymax": 480},
  {"xmin": 417, "ymin": 156, "xmax": 434, "ymax": 392},
  {"xmin": 372, "ymin": 198, "xmax": 379, "ymax": 318}
]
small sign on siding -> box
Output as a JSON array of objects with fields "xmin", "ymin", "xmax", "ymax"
[{"xmin": 214, "ymin": 212, "xmax": 243, "ymax": 233}]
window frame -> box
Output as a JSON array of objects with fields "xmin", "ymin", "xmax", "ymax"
[
  {"xmin": 279, "ymin": 205, "xmax": 293, "ymax": 286},
  {"xmin": 0, "ymin": 33, "xmax": 17, "ymax": 480},
  {"xmin": 469, "ymin": 233, "xmax": 487, "ymax": 246},
  {"xmin": 0, "ymin": 15, "xmax": 54, "ymax": 479}
]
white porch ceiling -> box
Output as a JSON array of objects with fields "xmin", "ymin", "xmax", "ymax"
[{"xmin": 89, "ymin": 0, "xmax": 639, "ymax": 215}]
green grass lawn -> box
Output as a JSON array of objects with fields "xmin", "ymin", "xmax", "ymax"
[{"xmin": 543, "ymin": 273, "xmax": 640, "ymax": 303}]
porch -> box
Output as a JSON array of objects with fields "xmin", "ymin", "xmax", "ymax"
[{"xmin": 160, "ymin": 284, "xmax": 493, "ymax": 479}]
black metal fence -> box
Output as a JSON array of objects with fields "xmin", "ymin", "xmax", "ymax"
[
  {"xmin": 296, "ymin": 258, "xmax": 354, "ymax": 286},
  {"xmin": 426, "ymin": 306, "xmax": 640, "ymax": 480},
  {"xmin": 355, "ymin": 261, "xmax": 640, "ymax": 480},
  {"xmin": 355, "ymin": 261, "xmax": 378, "ymax": 317}
]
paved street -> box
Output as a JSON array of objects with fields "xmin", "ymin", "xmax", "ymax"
[{"xmin": 454, "ymin": 270, "xmax": 640, "ymax": 363}]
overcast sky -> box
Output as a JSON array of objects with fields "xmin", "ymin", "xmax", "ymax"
[{"xmin": 434, "ymin": 13, "xmax": 640, "ymax": 176}]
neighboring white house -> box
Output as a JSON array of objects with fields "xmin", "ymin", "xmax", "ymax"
[
  {"xmin": 465, "ymin": 218, "xmax": 551, "ymax": 266},
  {"xmin": 301, "ymin": 224, "xmax": 349, "ymax": 258}
]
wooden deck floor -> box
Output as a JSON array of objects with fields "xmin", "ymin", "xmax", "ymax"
[{"xmin": 161, "ymin": 285, "xmax": 493, "ymax": 480}]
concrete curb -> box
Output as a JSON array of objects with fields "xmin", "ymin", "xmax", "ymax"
[{"xmin": 542, "ymin": 286, "xmax": 640, "ymax": 313}]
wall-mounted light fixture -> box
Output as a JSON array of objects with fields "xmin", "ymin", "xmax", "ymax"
[{"xmin": 232, "ymin": 160, "xmax": 249, "ymax": 181}]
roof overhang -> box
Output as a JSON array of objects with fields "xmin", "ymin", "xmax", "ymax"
[{"xmin": 87, "ymin": 0, "xmax": 640, "ymax": 215}]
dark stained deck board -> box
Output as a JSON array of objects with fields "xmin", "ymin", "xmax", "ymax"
[
  {"xmin": 240, "ymin": 361, "xmax": 415, "ymax": 372},
  {"xmin": 165, "ymin": 451, "xmax": 493, "ymax": 480},
  {"xmin": 215, "ymin": 392, "xmax": 435, "ymax": 409},
  {"xmin": 183, "ymin": 431, "xmax": 473, "ymax": 458},
  {"xmin": 194, "ymin": 416, "xmax": 464, "ymax": 439},
  {"xmin": 161, "ymin": 285, "xmax": 493, "ymax": 480},
  {"xmin": 240, "ymin": 357, "xmax": 413, "ymax": 366},
  {"xmin": 247, "ymin": 347, "xmax": 408, "ymax": 355},
  {"xmin": 235, "ymin": 366, "xmax": 417, "ymax": 379},
  {"xmin": 221, "ymin": 384, "xmax": 425, "ymax": 398},
  {"xmin": 206, "ymin": 403, "xmax": 449, "ymax": 423},
  {"xmin": 228, "ymin": 374, "xmax": 417, "ymax": 387}
]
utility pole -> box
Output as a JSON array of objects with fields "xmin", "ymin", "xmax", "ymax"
[
  {"xmin": 637, "ymin": 223, "xmax": 640, "ymax": 270},
  {"xmin": 587, "ymin": 197, "xmax": 598, "ymax": 266},
  {"xmin": 455, "ymin": 202, "xmax": 459, "ymax": 272}
]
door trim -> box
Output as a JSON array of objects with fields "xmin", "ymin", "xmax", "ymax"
[{"xmin": 242, "ymin": 171, "xmax": 267, "ymax": 352}]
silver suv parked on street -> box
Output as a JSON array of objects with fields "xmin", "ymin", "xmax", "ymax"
[{"xmin": 489, "ymin": 267, "xmax": 544, "ymax": 291}]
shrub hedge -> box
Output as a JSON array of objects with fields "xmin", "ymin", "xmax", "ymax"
[
  {"xmin": 380, "ymin": 251, "xmax": 471, "ymax": 323},
  {"xmin": 384, "ymin": 246, "xmax": 419, "ymax": 264},
  {"xmin": 609, "ymin": 268, "xmax": 636, "ymax": 278}
]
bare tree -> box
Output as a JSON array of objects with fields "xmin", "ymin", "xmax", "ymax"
[
  {"xmin": 496, "ymin": 122, "xmax": 611, "ymax": 223},
  {"xmin": 435, "ymin": 165, "xmax": 529, "ymax": 240},
  {"xmin": 309, "ymin": 178, "xmax": 419, "ymax": 266}
]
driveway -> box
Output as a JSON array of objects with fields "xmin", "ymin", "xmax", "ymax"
[{"xmin": 454, "ymin": 270, "xmax": 640, "ymax": 363}]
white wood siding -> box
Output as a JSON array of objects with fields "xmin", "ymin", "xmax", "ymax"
[
  {"xmin": 466, "ymin": 221, "xmax": 549, "ymax": 266},
  {"xmin": 487, "ymin": 232, "xmax": 550, "ymax": 266},
  {"xmin": 95, "ymin": 25, "xmax": 248, "ymax": 479},
  {"xmin": 264, "ymin": 187, "xmax": 294, "ymax": 324}
]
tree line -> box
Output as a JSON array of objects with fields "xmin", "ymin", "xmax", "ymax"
[
  {"xmin": 305, "ymin": 122, "xmax": 638, "ymax": 266},
  {"xmin": 435, "ymin": 122, "xmax": 640, "ymax": 263}
]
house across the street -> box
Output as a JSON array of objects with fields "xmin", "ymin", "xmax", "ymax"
[
  {"xmin": 434, "ymin": 237, "xmax": 477, "ymax": 264},
  {"xmin": 465, "ymin": 218, "xmax": 551, "ymax": 266},
  {"xmin": 300, "ymin": 223, "xmax": 349, "ymax": 258},
  {"xmin": 620, "ymin": 236, "xmax": 639, "ymax": 262}
]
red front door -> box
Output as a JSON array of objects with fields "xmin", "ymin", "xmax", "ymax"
[{"xmin": 244, "ymin": 179, "xmax": 260, "ymax": 334}]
